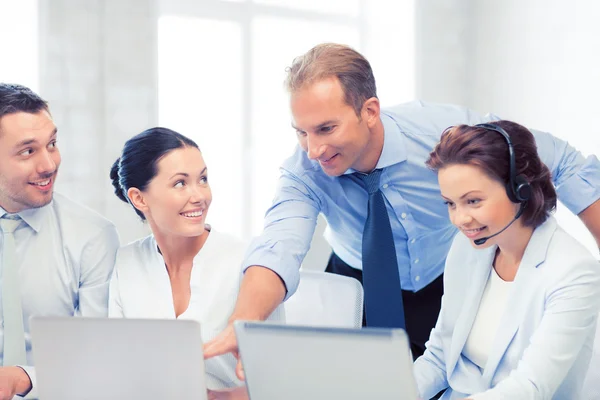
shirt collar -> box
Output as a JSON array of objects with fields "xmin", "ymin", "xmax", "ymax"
[
  {"xmin": 376, "ymin": 111, "xmax": 408, "ymax": 168},
  {"xmin": 343, "ymin": 111, "xmax": 407, "ymax": 175},
  {"xmin": 0, "ymin": 202, "xmax": 50, "ymax": 233}
]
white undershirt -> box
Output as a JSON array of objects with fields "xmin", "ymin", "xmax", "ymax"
[{"xmin": 463, "ymin": 267, "xmax": 513, "ymax": 369}]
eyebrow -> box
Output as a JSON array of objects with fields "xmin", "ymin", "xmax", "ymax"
[
  {"xmin": 14, "ymin": 128, "xmax": 58, "ymax": 148},
  {"xmin": 292, "ymin": 120, "xmax": 338, "ymax": 132},
  {"xmin": 441, "ymin": 190, "xmax": 482, "ymax": 201},
  {"xmin": 169, "ymin": 167, "xmax": 207, "ymax": 180}
]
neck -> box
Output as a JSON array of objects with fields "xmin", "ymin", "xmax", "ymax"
[
  {"xmin": 354, "ymin": 118, "xmax": 385, "ymax": 173},
  {"xmin": 152, "ymin": 227, "xmax": 209, "ymax": 273},
  {"xmin": 495, "ymin": 223, "xmax": 534, "ymax": 279}
]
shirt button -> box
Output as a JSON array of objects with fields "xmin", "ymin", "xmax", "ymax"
[
  {"xmin": 414, "ymin": 258, "xmax": 420, "ymax": 264},
  {"xmin": 415, "ymin": 276, "xmax": 421, "ymax": 282},
  {"xmin": 401, "ymin": 213, "xmax": 407, "ymax": 219},
  {"xmin": 410, "ymin": 238, "xmax": 416, "ymax": 244},
  {"xmin": 382, "ymin": 183, "xmax": 389, "ymax": 189}
]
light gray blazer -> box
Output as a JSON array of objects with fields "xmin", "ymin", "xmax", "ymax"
[{"xmin": 413, "ymin": 216, "xmax": 600, "ymax": 399}]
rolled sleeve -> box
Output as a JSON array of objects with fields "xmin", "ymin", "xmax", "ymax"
[
  {"xmin": 554, "ymin": 155, "xmax": 600, "ymax": 214},
  {"xmin": 242, "ymin": 170, "xmax": 321, "ymax": 301},
  {"xmin": 532, "ymin": 128, "xmax": 600, "ymax": 214}
]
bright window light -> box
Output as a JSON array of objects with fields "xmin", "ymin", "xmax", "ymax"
[
  {"xmin": 0, "ymin": 0, "xmax": 39, "ymax": 91},
  {"xmin": 158, "ymin": 16, "xmax": 244, "ymax": 239}
]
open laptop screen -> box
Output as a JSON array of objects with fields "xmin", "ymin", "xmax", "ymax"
[
  {"xmin": 31, "ymin": 317, "xmax": 208, "ymax": 400},
  {"xmin": 235, "ymin": 322, "xmax": 418, "ymax": 400}
]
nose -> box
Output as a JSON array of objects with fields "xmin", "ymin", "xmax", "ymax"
[
  {"xmin": 306, "ymin": 134, "xmax": 327, "ymax": 160},
  {"xmin": 189, "ymin": 182, "xmax": 208, "ymax": 204},
  {"xmin": 452, "ymin": 207, "xmax": 473, "ymax": 227},
  {"xmin": 37, "ymin": 149, "xmax": 57, "ymax": 175}
]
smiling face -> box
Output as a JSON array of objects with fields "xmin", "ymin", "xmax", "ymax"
[
  {"xmin": 290, "ymin": 77, "xmax": 381, "ymax": 176},
  {"xmin": 129, "ymin": 146, "xmax": 212, "ymax": 238},
  {"xmin": 438, "ymin": 163, "xmax": 522, "ymax": 248},
  {"xmin": 0, "ymin": 110, "xmax": 60, "ymax": 213}
]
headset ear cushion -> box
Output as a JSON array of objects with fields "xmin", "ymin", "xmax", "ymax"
[
  {"xmin": 514, "ymin": 175, "xmax": 532, "ymax": 202},
  {"xmin": 505, "ymin": 181, "xmax": 519, "ymax": 203}
]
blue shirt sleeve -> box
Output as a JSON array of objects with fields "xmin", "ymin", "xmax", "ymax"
[
  {"xmin": 531, "ymin": 128, "xmax": 600, "ymax": 214},
  {"xmin": 242, "ymin": 169, "xmax": 321, "ymax": 300}
]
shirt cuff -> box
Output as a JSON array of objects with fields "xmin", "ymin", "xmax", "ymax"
[
  {"xmin": 16, "ymin": 365, "xmax": 36, "ymax": 399},
  {"xmin": 243, "ymin": 253, "xmax": 300, "ymax": 302},
  {"xmin": 556, "ymin": 155, "xmax": 600, "ymax": 214}
]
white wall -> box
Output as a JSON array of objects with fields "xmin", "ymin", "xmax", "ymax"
[
  {"xmin": 4, "ymin": 0, "xmax": 598, "ymax": 259},
  {"xmin": 467, "ymin": 0, "xmax": 600, "ymax": 254},
  {"xmin": 413, "ymin": 0, "xmax": 599, "ymax": 255},
  {"xmin": 38, "ymin": 0, "xmax": 158, "ymax": 244}
]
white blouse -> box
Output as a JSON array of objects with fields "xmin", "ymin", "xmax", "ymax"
[
  {"xmin": 463, "ymin": 267, "xmax": 513, "ymax": 369},
  {"xmin": 108, "ymin": 229, "xmax": 246, "ymax": 389}
]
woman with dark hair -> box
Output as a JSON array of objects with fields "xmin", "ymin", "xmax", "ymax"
[
  {"xmin": 108, "ymin": 127, "xmax": 263, "ymax": 390},
  {"xmin": 413, "ymin": 121, "xmax": 600, "ymax": 399}
]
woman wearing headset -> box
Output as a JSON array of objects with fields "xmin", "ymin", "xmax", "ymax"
[{"xmin": 413, "ymin": 121, "xmax": 600, "ymax": 399}]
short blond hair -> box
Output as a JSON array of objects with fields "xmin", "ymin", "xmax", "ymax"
[{"xmin": 285, "ymin": 43, "xmax": 377, "ymax": 116}]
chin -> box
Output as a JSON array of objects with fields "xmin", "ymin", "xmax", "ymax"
[
  {"xmin": 23, "ymin": 194, "xmax": 54, "ymax": 210},
  {"xmin": 182, "ymin": 224, "xmax": 207, "ymax": 237},
  {"xmin": 322, "ymin": 169, "xmax": 342, "ymax": 177},
  {"xmin": 322, "ymin": 163, "xmax": 349, "ymax": 177}
]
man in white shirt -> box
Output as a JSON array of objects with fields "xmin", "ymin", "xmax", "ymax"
[{"xmin": 0, "ymin": 83, "xmax": 120, "ymax": 399}]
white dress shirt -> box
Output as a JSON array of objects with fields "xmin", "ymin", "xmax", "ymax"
[
  {"xmin": 109, "ymin": 229, "xmax": 267, "ymax": 390},
  {"xmin": 0, "ymin": 192, "xmax": 120, "ymax": 399},
  {"xmin": 463, "ymin": 268, "xmax": 513, "ymax": 369}
]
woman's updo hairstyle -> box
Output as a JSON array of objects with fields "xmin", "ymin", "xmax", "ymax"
[{"xmin": 110, "ymin": 127, "xmax": 199, "ymax": 220}]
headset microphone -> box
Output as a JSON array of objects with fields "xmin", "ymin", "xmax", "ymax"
[{"xmin": 474, "ymin": 202, "xmax": 526, "ymax": 245}]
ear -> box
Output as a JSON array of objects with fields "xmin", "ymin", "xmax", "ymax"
[
  {"xmin": 362, "ymin": 97, "xmax": 380, "ymax": 128},
  {"xmin": 127, "ymin": 187, "xmax": 148, "ymax": 216}
]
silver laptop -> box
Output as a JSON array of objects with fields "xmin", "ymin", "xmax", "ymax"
[
  {"xmin": 234, "ymin": 321, "xmax": 419, "ymax": 400},
  {"xmin": 30, "ymin": 317, "xmax": 208, "ymax": 400}
]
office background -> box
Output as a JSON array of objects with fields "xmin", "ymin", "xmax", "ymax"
[{"xmin": 1, "ymin": 0, "xmax": 598, "ymax": 267}]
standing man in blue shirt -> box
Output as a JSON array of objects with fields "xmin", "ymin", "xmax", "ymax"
[
  {"xmin": 0, "ymin": 84, "xmax": 120, "ymax": 399},
  {"xmin": 204, "ymin": 43, "xmax": 600, "ymax": 374}
]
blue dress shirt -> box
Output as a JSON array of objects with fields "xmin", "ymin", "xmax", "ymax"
[{"xmin": 243, "ymin": 100, "xmax": 600, "ymax": 299}]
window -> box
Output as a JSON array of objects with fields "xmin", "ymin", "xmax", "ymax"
[
  {"xmin": 158, "ymin": 0, "xmax": 415, "ymax": 240},
  {"xmin": 158, "ymin": 16, "xmax": 244, "ymax": 238},
  {"xmin": 0, "ymin": 0, "xmax": 39, "ymax": 91}
]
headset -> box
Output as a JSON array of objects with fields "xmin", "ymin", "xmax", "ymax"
[
  {"xmin": 475, "ymin": 123, "xmax": 532, "ymax": 203},
  {"xmin": 471, "ymin": 123, "xmax": 532, "ymax": 245}
]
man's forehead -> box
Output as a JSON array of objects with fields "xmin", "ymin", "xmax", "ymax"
[{"xmin": 0, "ymin": 111, "xmax": 56, "ymax": 144}]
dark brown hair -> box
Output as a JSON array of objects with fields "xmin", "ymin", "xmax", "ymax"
[
  {"xmin": 0, "ymin": 83, "xmax": 49, "ymax": 135},
  {"xmin": 426, "ymin": 120, "xmax": 556, "ymax": 228},
  {"xmin": 285, "ymin": 43, "xmax": 377, "ymax": 117}
]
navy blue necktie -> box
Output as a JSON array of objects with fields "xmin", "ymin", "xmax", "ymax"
[{"xmin": 357, "ymin": 169, "xmax": 406, "ymax": 329}]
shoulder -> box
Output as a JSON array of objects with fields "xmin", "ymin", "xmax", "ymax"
[
  {"xmin": 382, "ymin": 100, "xmax": 492, "ymax": 141},
  {"xmin": 115, "ymin": 235, "xmax": 156, "ymax": 269},
  {"xmin": 203, "ymin": 229, "xmax": 247, "ymax": 259},
  {"xmin": 544, "ymin": 225, "xmax": 600, "ymax": 279},
  {"xmin": 384, "ymin": 100, "xmax": 482, "ymax": 124},
  {"xmin": 195, "ymin": 229, "xmax": 247, "ymax": 283},
  {"xmin": 280, "ymin": 144, "xmax": 320, "ymax": 175},
  {"xmin": 51, "ymin": 192, "xmax": 117, "ymax": 234},
  {"xmin": 277, "ymin": 145, "xmax": 335, "ymax": 203},
  {"xmin": 48, "ymin": 193, "xmax": 120, "ymax": 253}
]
